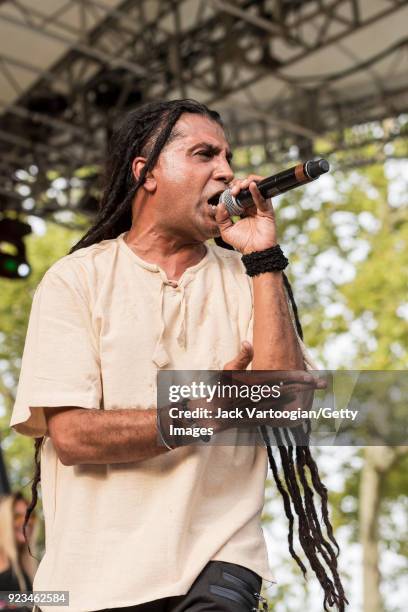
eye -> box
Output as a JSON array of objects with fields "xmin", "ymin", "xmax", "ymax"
[{"xmin": 197, "ymin": 150, "xmax": 212, "ymax": 158}]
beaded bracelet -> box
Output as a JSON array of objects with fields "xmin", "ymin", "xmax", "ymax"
[{"xmin": 241, "ymin": 244, "xmax": 289, "ymax": 277}]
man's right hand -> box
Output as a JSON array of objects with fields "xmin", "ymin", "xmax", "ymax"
[
  {"xmin": 219, "ymin": 342, "xmax": 326, "ymax": 430},
  {"xmin": 159, "ymin": 342, "xmax": 327, "ymax": 445},
  {"xmin": 222, "ymin": 341, "xmax": 254, "ymax": 371}
]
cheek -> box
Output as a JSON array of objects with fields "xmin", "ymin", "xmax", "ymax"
[
  {"xmin": 157, "ymin": 158, "xmax": 206, "ymax": 202},
  {"xmin": 159, "ymin": 156, "xmax": 187, "ymax": 184},
  {"xmin": 157, "ymin": 180, "xmax": 204, "ymax": 219},
  {"xmin": 157, "ymin": 169, "xmax": 188, "ymax": 202}
]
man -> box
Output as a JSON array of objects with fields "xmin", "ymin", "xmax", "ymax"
[{"xmin": 10, "ymin": 99, "xmax": 345, "ymax": 611}]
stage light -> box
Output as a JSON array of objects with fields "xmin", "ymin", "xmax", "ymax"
[
  {"xmin": 0, "ymin": 253, "xmax": 31, "ymax": 279},
  {"xmin": 0, "ymin": 218, "xmax": 32, "ymax": 280},
  {"xmin": 18, "ymin": 262, "xmax": 31, "ymax": 277}
]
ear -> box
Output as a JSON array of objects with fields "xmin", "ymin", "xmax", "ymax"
[{"xmin": 131, "ymin": 156, "xmax": 157, "ymax": 193}]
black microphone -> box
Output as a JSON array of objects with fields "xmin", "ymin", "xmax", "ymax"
[{"xmin": 218, "ymin": 159, "xmax": 329, "ymax": 216}]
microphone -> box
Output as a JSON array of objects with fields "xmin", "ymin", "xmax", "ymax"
[{"xmin": 219, "ymin": 159, "xmax": 330, "ymax": 216}]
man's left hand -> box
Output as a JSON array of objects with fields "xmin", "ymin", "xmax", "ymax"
[{"xmin": 215, "ymin": 175, "xmax": 277, "ymax": 255}]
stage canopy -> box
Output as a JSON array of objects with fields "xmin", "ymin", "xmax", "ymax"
[{"xmin": 0, "ymin": 0, "xmax": 407, "ymax": 221}]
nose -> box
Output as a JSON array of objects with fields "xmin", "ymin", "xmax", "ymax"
[{"xmin": 213, "ymin": 158, "xmax": 234, "ymax": 185}]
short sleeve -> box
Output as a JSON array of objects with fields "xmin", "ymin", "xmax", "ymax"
[{"xmin": 10, "ymin": 269, "xmax": 102, "ymax": 437}]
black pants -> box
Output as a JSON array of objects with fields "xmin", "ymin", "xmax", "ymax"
[{"xmin": 101, "ymin": 561, "xmax": 263, "ymax": 611}]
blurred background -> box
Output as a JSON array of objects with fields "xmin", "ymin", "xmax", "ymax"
[{"xmin": 0, "ymin": 1, "xmax": 407, "ymax": 610}]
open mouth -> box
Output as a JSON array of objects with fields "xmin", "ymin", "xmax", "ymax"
[{"xmin": 207, "ymin": 190, "xmax": 224, "ymax": 206}]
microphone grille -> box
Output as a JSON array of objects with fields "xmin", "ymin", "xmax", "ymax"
[{"xmin": 219, "ymin": 190, "xmax": 244, "ymax": 216}]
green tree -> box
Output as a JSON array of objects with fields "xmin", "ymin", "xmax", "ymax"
[
  {"xmin": 261, "ymin": 157, "xmax": 408, "ymax": 611},
  {"xmin": 0, "ymin": 221, "xmax": 83, "ymax": 490}
]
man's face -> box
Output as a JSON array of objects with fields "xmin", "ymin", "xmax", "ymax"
[{"xmin": 151, "ymin": 113, "xmax": 234, "ymax": 241}]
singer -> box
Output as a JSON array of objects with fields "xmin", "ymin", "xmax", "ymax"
[{"xmin": 10, "ymin": 99, "xmax": 346, "ymax": 611}]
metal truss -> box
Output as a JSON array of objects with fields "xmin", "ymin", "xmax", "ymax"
[{"xmin": 0, "ymin": 0, "xmax": 407, "ymax": 221}]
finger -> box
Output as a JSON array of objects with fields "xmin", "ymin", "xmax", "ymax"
[
  {"xmin": 272, "ymin": 392, "xmax": 297, "ymax": 408},
  {"xmin": 215, "ymin": 202, "xmax": 234, "ymax": 231},
  {"xmin": 242, "ymin": 370, "xmax": 314, "ymax": 388},
  {"xmin": 230, "ymin": 175, "xmax": 267, "ymax": 198},
  {"xmin": 239, "ymin": 203, "xmax": 257, "ymax": 218},
  {"xmin": 223, "ymin": 341, "xmax": 254, "ymax": 371},
  {"xmin": 315, "ymin": 377, "xmax": 328, "ymax": 389},
  {"xmin": 280, "ymin": 383, "xmax": 315, "ymax": 395},
  {"xmin": 249, "ymin": 182, "xmax": 273, "ymax": 214},
  {"xmin": 246, "ymin": 174, "xmax": 264, "ymax": 183},
  {"xmin": 254, "ymin": 392, "xmax": 296, "ymax": 408},
  {"xmin": 230, "ymin": 178, "xmax": 251, "ymax": 198},
  {"xmin": 278, "ymin": 370, "xmax": 318, "ymax": 385},
  {"xmin": 228, "ymin": 175, "xmax": 265, "ymax": 196}
]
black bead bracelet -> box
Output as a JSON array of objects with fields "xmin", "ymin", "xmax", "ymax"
[{"xmin": 241, "ymin": 245, "xmax": 289, "ymax": 277}]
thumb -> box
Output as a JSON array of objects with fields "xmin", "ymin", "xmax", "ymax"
[
  {"xmin": 223, "ymin": 341, "xmax": 254, "ymax": 371},
  {"xmin": 215, "ymin": 202, "xmax": 234, "ymax": 233}
]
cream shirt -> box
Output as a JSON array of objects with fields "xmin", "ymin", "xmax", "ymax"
[
  {"xmin": 11, "ymin": 234, "xmax": 311, "ymax": 612},
  {"xmin": 11, "ymin": 233, "xmax": 312, "ymax": 611}
]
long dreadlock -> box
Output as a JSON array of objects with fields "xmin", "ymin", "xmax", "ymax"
[{"xmin": 24, "ymin": 99, "xmax": 347, "ymax": 610}]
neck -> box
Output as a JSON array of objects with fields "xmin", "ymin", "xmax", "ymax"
[{"xmin": 124, "ymin": 226, "xmax": 206, "ymax": 281}]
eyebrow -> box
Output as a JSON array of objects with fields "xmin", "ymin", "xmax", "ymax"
[{"xmin": 188, "ymin": 141, "xmax": 233, "ymax": 163}]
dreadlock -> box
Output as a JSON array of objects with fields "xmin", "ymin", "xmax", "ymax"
[{"xmin": 24, "ymin": 99, "xmax": 347, "ymax": 610}]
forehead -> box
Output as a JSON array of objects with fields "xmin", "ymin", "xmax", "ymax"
[{"xmin": 171, "ymin": 113, "xmax": 229, "ymax": 149}]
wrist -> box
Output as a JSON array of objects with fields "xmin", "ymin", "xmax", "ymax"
[
  {"xmin": 241, "ymin": 242, "xmax": 278, "ymax": 256},
  {"xmin": 156, "ymin": 408, "xmax": 174, "ymax": 451},
  {"xmin": 157, "ymin": 398, "xmax": 214, "ymax": 449},
  {"xmin": 241, "ymin": 244, "xmax": 289, "ymax": 277}
]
